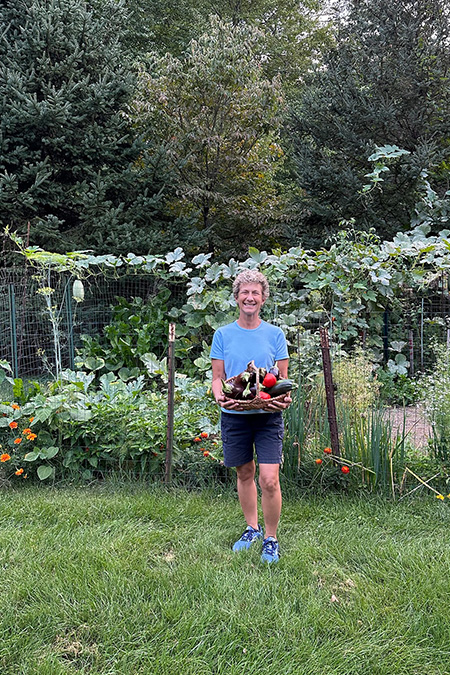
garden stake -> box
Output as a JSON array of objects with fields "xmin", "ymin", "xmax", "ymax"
[
  {"xmin": 165, "ymin": 322, "xmax": 176, "ymax": 484},
  {"xmin": 8, "ymin": 283, "xmax": 18, "ymax": 378},
  {"xmin": 319, "ymin": 326, "xmax": 340, "ymax": 458},
  {"xmin": 64, "ymin": 277, "xmax": 75, "ymax": 371}
]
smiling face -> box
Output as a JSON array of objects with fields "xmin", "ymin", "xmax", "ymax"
[{"xmin": 236, "ymin": 282, "xmax": 265, "ymax": 320}]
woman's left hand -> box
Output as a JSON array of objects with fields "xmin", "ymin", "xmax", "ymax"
[{"xmin": 266, "ymin": 393, "xmax": 292, "ymax": 411}]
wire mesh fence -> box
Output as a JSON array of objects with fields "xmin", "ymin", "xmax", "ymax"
[
  {"xmin": 2, "ymin": 265, "xmax": 450, "ymax": 378},
  {"xmin": 0, "ymin": 267, "xmax": 184, "ymax": 378}
]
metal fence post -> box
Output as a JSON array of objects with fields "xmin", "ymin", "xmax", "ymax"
[
  {"xmin": 320, "ymin": 326, "xmax": 340, "ymax": 458},
  {"xmin": 408, "ymin": 328, "xmax": 414, "ymax": 376},
  {"xmin": 64, "ymin": 280, "xmax": 75, "ymax": 370},
  {"xmin": 164, "ymin": 323, "xmax": 176, "ymax": 484},
  {"xmin": 8, "ymin": 284, "xmax": 19, "ymax": 378},
  {"xmin": 383, "ymin": 308, "xmax": 389, "ymax": 365}
]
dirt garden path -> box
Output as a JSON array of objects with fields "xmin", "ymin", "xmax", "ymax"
[{"xmin": 384, "ymin": 404, "xmax": 431, "ymax": 450}]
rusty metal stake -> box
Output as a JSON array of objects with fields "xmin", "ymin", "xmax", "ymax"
[
  {"xmin": 319, "ymin": 326, "xmax": 340, "ymax": 458},
  {"xmin": 165, "ymin": 323, "xmax": 176, "ymax": 484}
]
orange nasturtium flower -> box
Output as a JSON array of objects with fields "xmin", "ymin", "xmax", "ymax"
[
  {"xmin": 200, "ymin": 432, "xmax": 208, "ymax": 439},
  {"xmin": 203, "ymin": 451, "xmax": 210, "ymax": 457},
  {"xmin": 194, "ymin": 437, "xmax": 201, "ymax": 442},
  {"xmin": 22, "ymin": 428, "xmax": 32, "ymax": 435},
  {"xmin": 27, "ymin": 433, "xmax": 37, "ymax": 441},
  {"xmin": 14, "ymin": 438, "xmax": 22, "ymax": 444},
  {"xmin": 11, "ymin": 403, "xmax": 20, "ymax": 410},
  {"xmin": 323, "ymin": 447, "xmax": 332, "ymax": 454},
  {"xmin": 341, "ymin": 465, "xmax": 350, "ymax": 474},
  {"xmin": 15, "ymin": 468, "xmax": 24, "ymax": 476},
  {"xmin": 9, "ymin": 421, "xmax": 18, "ymax": 429},
  {"xmin": 29, "ymin": 417, "xmax": 34, "ymax": 423},
  {"xmin": 1, "ymin": 453, "xmax": 11, "ymax": 462},
  {"xmin": 315, "ymin": 458, "xmax": 323, "ymax": 465}
]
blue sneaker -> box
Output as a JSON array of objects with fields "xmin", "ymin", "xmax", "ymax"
[
  {"xmin": 232, "ymin": 524, "xmax": 263, "ymax": 552},
  {"xmin": 261, "ymin": 536, "xmax": 280, "ymax": 563}
]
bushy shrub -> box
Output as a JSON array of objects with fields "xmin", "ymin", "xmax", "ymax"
[
  {"xmin": 332, "ymin": 348, "xmax": 380, "ymax": 418},
  {"xmin": 376, "ymin": 370, "xmax": 419, "ymax": 406}
]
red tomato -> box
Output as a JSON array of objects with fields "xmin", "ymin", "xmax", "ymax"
[{"xmin": 259, "ymin": 391, "xmax": 272, "ymax": 399}]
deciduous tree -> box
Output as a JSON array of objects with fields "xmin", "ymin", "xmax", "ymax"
[{"xmin": 132, "ymin": 18, "xmax": 286, "ymax": 256}]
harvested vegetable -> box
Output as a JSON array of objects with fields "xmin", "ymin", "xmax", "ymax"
[
  {"xmin": 262, "ymin": 373, "xmax": 277, "ymax": 388},
  {"xmin": 265, "ymin": 379, "xmax": 293, "ymax": 396}
]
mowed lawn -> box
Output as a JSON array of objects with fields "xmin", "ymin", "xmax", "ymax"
[{"xmin": 0, "ymin": 484, "xmax": 449, "ymax": 675}]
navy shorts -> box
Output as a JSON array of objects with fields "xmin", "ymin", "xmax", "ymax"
[{"xmin": 220, "ymin": 412, "xmax": 284, "ymax": 468}]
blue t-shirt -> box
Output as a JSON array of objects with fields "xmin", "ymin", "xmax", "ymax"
[{"xmin": 210, "ymin": 320, "xmax": 288, "ymax": 414}]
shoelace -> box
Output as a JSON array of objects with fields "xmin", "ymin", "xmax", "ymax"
[
  {"xmin": 241, "ymin": 527, "xmax": 260, "ymax": 541},
  {"xmin": 262, "ymin": 539, "xmax": 278, "ymax": 555}
]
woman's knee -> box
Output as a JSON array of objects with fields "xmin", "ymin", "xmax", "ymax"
[
  {"xmin": 258, "ymin": 472, "xmax": 280, "ymax": 493},
  {"xmin": 236, "ymin": 461, "xmax": 256, "ymax": 482}
]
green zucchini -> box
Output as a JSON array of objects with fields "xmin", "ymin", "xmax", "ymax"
[{"xmin": 265, "ymin": 379, "xmax": 293, "ymax": 396}]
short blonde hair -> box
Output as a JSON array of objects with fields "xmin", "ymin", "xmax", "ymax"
[{"xmin": 232, "ymin": 270, "xmax": 269, "ymax": 301}]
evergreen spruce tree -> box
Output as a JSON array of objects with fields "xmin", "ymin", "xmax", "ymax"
[
  {"xmin": 289, "ymin": 0, "xmax": 450, "ymax": 244},
  {"xmin": 0, "ymin": 0, "xmax": 182, "ymax": 255}
]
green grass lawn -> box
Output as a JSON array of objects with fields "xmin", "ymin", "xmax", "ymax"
[{"xmin": 1, "ymin": 484, "xmax": 449, "ymax": 675}]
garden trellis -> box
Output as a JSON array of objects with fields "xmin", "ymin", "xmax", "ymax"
[
  {"xmin": 0, "ymin": 276, "xmax": 445, "ymax": 378},
  {"xmin": 1, "ymin": 265, "xmax": 450, "ymax": 380}
]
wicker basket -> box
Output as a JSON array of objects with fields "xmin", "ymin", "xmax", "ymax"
[{"xmin": 222, "ymin": 373, "xmax": 288, "ymax": 411}]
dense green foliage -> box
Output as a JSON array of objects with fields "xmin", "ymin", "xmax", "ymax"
[
  {"xmin": 0, "ymin": 363, "xmax": 221, "ymax": 483},
  {"xmin": 132, "ymin": 18, "xmax": 286, "ymax": 257},
  {"xmin": 124, "ymin": 0, "xmax": 329, "ymax": 87},
  {"xmin": 2, "ymin": 225, "xmax": 450, "ymax": 489},
  {"xmin": 289, "ymin": 0, "xmax": 450, "ymax": 245},
  {"xmin": 2, "ymin": 0, "xmax": 449, "ymax": 252},
  {"xmin": 0, "ymin": 0, "xmax": 187, "ymax": 255}
]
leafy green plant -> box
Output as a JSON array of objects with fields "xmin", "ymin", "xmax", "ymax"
[
  {"xmin": 1, "ymin": 359, "xmax": 221, "ymax": 482},
  {"xmin": 282, "ymin": 374, "xmax": 330, "ymax": 482},
  {"xmin": 377, "ymin": 370, "xmax": 419, "ymax": 406},
  {"xmin": 76, "ymin": 293, "xmax": 171, "ymax": 379},
  {"xmin": 0, "ymin": 401, "xmax": 58, "ymax": 481},
  {"xmin": 420, "ymin": 343, "xmax": 450, "ymax": 462},
  {"xmin": 340, "ymin": 406, "xmax": 407, "ymax": 493},
  {"xmin": 332, "ymin": 348, "xmax": 380, "ymax": 419}
]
